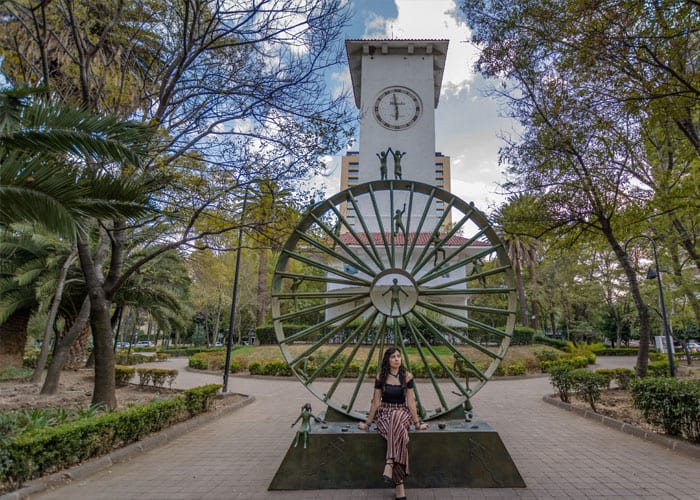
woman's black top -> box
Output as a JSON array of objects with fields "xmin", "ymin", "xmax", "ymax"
[{"xmin": 375, "ymin": 378, "xmax": 415, "ymax": 404}]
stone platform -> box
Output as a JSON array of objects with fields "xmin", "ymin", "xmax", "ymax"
[{"xmin": 269, "ymin": 410, "xmax": 525, "ymax": 490}]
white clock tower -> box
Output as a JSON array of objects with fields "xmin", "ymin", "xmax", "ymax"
[{"xmin": 345, "ymin": 39, "xmax": 449, "ymax": 230}]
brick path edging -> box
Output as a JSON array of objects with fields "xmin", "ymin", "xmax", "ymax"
[
  {"xmin": 2, "ymin": 395, "xmax": 255, "ymax": 500},
  {"xmin": 542, "ymin": 394, "xmax": 700, "ymax": 460}
]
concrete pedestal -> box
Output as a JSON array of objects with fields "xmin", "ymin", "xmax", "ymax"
[{"xmin": 269, "ymin": 410, "xmax": 525, "ymax": 490}]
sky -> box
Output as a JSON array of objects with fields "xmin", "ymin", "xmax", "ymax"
[{"xmin": 317, "ymin": 0, "xmax": 514, "ymax": 214}]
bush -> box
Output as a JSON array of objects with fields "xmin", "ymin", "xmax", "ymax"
[
  {"xmin": 0, "ymin": 397, "xmax": 189, "ymax": 490},
  {"xmin": 540, "ymin": 355, "xmax": 590, "ymax": 373},
  {"xmin": 611, "ymin": 368, "xmax": 635, "ymax": 390},
  {"xmin": 591, "ymin": 347, "xmax": 638, "ymax": 356},
  {"xmin": 549, "ymin": 365, "xmax": 575, "ymax": 403},
  {"xmin": 505, "ymin": 361, "xmax": 526, "ymax": 376},
  {"xmin": 184, "ymin": 384, "xmax": 222, "ymax": 415},
  {"xmin": 630, "ymin": 377, "xmax": 700, "ymax": 442},
  {"xmin": 648, "ymin": 360, "xmax": 670, "ymax": 377},
  {"xmin": 569, "ymin": 369, "xmax": 607, "ymax": 412},
  {"xmin": 534, "ymin": 336, "xmax": 570, "ymax": 351},
  {"xmin": 248, "ymin": 361, "xmax": 263, "ymax": 375},
  {"xmin": 114, "ymin": 365, "xmax": 135, "ymax": 386},
  {"xmin": 511, "ymin": 326, "xmax": 535, "ymax": 345},
  {"xmin": 533, "ymin": 348, "xmax": 564, "ymax": 362},
  {"xmin": 135, "ymin": 368, "xmax": 178, "ymax": 388},
  {"xmin": 261, "ymin": 360, "xmax": 292, "ymax": 376}
]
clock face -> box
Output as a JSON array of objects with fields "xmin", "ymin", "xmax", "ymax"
[{"xmin": 373, "ymin": 87, "xmax": 422, "ymax": 130}]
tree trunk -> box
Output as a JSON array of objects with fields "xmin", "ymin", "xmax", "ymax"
[
  {"xmin": 513, "ymin": 258, "xmax": 529, "ymax": 327},
  {"xmin": 42, "ymin": 297, "xmax": 90, "ymax": 394},
  {"xmin": 31, "ymin": 250, "xmax": 77, "ymax": 383},
  {"xmin": 604, "ymin": 227, "xmax": 651, "ymax": 377},
  {"xmin": 257, "ymin": 248, "xmax": 269, "ymax": 326},
  {"xmin": 64, "ymin": 320, "xmax": 92, "ymax": 370},
  {"xmin": 0, "ymin": 308, "xmax": 31, "ymax": 370},
  {"xmin": 76, "ymin": 230, "xmax": 118, "ymax": 409}
]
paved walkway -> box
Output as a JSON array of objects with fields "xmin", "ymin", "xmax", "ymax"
[{"xmin": 29, "ymin": 357, "xmax": 700, "ymax": 500}]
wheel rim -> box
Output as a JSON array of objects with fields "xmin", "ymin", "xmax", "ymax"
[{"xmin": 272, "ymin": 180, "xmax": 516, "ymax": 420}]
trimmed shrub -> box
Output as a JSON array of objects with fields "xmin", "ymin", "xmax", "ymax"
[
  {"xmin": 135, "ymin": 368, "xmax": 177, "ymax": 388},
  {"xmin": 591, "ymin": 347, "xmax": 638, "ymax": 356},
  {"xmin": 569, "ymin": 369, "xmax": 607, "ymax": 412},
  {"xmin": 505, "ymin": 361, "xmax": 526, "ymax": 376},
  {"xmin": 611, "ymin": 368, "xmax": 635, "ymax": 390},
  {"xmin": 184, "ymin": 384, "xmax": 222, "ymax": 415},
  {"xmin": 114, "ymin": 365, "xmax": 135, "ymax": 386},
  {"xmin": 648, "ymin": 360, "xmax": 670, "ymax": 377},
  {"xmin": 534, "ymin": 336, "xmax": 570, "ymax": 351},
  {"xmin": 540, "ymin": 355, "xmax": 590, "ymax": 373},
  {"xmin": 549, "ymin": 365, "xmax": 575, "ymax": 403},
  {"xmin": 511, "ymin": 326, "xmax": 535, "ymax": 345},
  {"xmin": 630, "ymin": 377, "xmax": 700, "ymax": 442},
  {"xmin": 248, "ymin": 361, "xmax": 263, "ymax": 375},
  {"xmin": 0, "ymin": 397, "xmax": 188, "ymax": 490},
  {"xmin": 533, "ymin": 348, "xmax": 563, "ymax": 362}
]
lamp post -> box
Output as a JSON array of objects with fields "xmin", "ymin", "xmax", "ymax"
[
  {"xmin": 223, "ymin": 187, "xmax": 249, "ymax": 393},
  {"xmin": 625, "ymin": 235, "xmax": 675, "ymax": 377}
]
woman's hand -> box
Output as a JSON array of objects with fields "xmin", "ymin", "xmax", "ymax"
[
  {"xmin": 358, "ymin": 422, "xmax": 369, "ymax": 431},
  {"xmin": 415, "ymin": 422, "xmax": 428, "ymax": 431}
]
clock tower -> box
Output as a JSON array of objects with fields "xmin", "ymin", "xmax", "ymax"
[
  {"xmin": 344, "ymin": 39, "xmax": 449, "ymax": 231},
  {"xmin": 346, "ymin": 39, "xmax": 448, "ymax": 185}
]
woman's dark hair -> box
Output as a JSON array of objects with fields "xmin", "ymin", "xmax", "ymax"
[{"xmin": 379, "ymin": 347, "xmax": 406, "ymax": 390}]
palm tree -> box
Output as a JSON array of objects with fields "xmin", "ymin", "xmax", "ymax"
[
  {"xmin": 0, "ymin": 88, "xmax": 153, "ymax": 405},
  {"xmin": 492, "ymin": 194, "xmax": 542, "ymax": 328}
]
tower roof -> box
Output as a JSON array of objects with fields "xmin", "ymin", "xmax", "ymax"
[{"xmin": 345, "ymin": 39, "xmax": 449, "ymax": 109}]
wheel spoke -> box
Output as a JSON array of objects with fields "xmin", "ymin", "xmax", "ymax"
[
  {"xmin": 427, "ymin": 264, "xmax": 511, "ymax": 290},
  {"xmin": 272, "ymin": 181, "xmax": 516, "ymax": 420},
  {"xmin": 275, "ymin": 294, "xmax": 366, "ymax": 322},
  {"xmin": 279, "ymin": 302, "xmax": 371, "ymax": 344},
  {"xmin": 324, "ymin": 310, "xmax": 380, "ymax": 400},
  {"xmin": 411, "ymin": 198, "xmax": 462, "ymax": 276},
  {"xmin": 411, "ymin": 310, "xmax": 490, "ymax": 382},
  {"xmin": 347, "ymin": 315, "xmax": 386, "ymax": 412},
  {"xmin": 282, "ymin": 249, "xmax": 373, "ymax": 286},
  {"xmin": 406, "ymin": 311, "xmax": 472, "ymax": 403},
  {"xmin": 296, "ymin": 224, "xmax": 376, "ymax": 277},
  {"xmin": 412, "ymin": 307, "xmax": 502, "ymax": 361},
  {"xmin": 404, "ymin": 317, "xmax": 449, "ymax": 409}
]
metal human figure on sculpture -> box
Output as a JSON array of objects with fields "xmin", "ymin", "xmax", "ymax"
[
  {"xmin": 382, "ymin": 278, "xmax": 409, "ymax": 316},
  {"xmin": 377, "ymin": 149, "xmax": 389, "ymax": 180},
  {"xmin": 390, "ymin": 149, "xmax": 406, "ymax": 179},
  {"xmin": 393, "ymin": 203, "xmax": 406, "ymax": 237},
  {"xmin": 291, "ymin": 403, "xmax": 324, "ymax": 449},
  {"xmin": 430, "ymin": 233, "xmax": 446, "ymax": 266}
]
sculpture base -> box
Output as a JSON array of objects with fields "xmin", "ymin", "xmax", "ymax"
[{"xmin": 269, "ymin": 409, "xmax": 525, "ymax": 490}]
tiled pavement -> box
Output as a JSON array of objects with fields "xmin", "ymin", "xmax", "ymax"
[{"xmin": 22, "ymin": 357, "xmax": 700, "ymax": 499}]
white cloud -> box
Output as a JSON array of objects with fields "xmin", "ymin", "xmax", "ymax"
[{"xmin": 366, "ymin": 0, "xmax": 479, "ymax": 95}]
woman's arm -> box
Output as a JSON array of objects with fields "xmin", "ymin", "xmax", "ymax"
[
  {"xmin": 358, "ymin": 386, "xmax": 382, "ymax": 430},
  {"xmin": 406, "ymin": 374, "xmax": 429, "ymax": 430}
]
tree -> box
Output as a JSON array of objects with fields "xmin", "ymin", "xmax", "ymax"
[
  {"xmin": 1, "ymin": 1, "xmax": 354, "ymax": 407},
  {"xmin": 0, "ymin": 89, "xmax": 151, "ymax": 381},
  {"xmin": 460, "ymin": 0, "xmax": 700, "ymax": 375}
]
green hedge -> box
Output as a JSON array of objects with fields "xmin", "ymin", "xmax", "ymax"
[
  {"xmin": 596, "ymin": 368, "xmax": 635, "ymax": 390},
  {"xmin": 568, "ymin": 369, "xmax": 607, "ymax": 412},
  {"xmin": 534, "ymin": 336, "xmax": 570, "ymax": 351},
  {"xmin": 631, "ymin": 377, "xmax": 700, "ymax": 443},
  {"xmin": 0, "ymin": 385, "xmax": 224, "ymax": 491},
  {"xmin": 135, "ymin": 368, "xmax": 178, "ymax": 388},
  {"xmin": 188, "ymin": 352, "xmax": 242, "ymax": 373},
  {"xmin": 591, "ymin": 347, "xmax": 638, "ymax": 356},
  {"xmin": 511, "ymin": 326, "xmax": 535, "ymax": 345},
  {"xmin": 115, "ymin": 365, "xmax": 135, "ymax": 386},
  {"xmin": 540, "ymin": 355, "xmax": 590, "ymax": 373}
]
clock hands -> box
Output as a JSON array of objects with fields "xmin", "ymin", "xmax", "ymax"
[{"xmin": 392, "ymin": 93, "xmax": 399, "ymax": 121}]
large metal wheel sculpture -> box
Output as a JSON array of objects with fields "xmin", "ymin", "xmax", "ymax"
[{"xmin": 272, "ymin": 180, "xmax": 516, "ymax": 420}]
